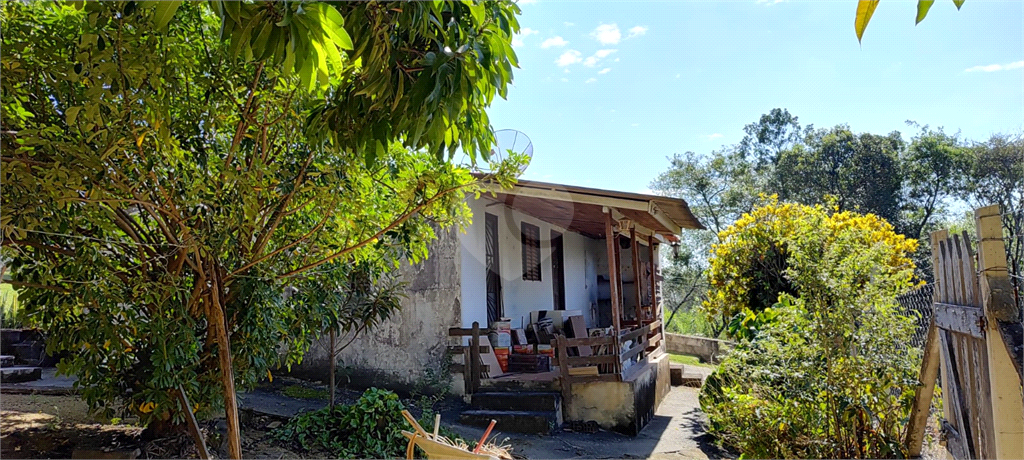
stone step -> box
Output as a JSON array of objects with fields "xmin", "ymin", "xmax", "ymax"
[
  {"xmin": 0, "ymin": 355, "xmax": 14, "ymax": 367},
  {"xmin": 1, "ymin": 366, "xmax": 42, "ymax": 383},
  {"xmin": 670, "ymin": 364, "xmax": 704, "ymax": 387},
  {"xmin": 460, "ymin": 409, "xmax": 560, "ymax": 435},
  {"xmin": 471, "ymin": 391, "xmax": 561, "ymax": 412}
]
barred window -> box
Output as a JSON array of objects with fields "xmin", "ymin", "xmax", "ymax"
[{"xmin": 521, "ymin": 222, "xmax": 541, "ymax": 281}]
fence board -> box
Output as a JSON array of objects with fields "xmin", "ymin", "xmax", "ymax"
[{"xmin": 933, "ymin": 303, "xmax": 986, "ymax": 339}]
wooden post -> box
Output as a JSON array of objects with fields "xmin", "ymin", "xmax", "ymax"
[
  {"xmin": 604, "ymin": 209, "xmax": 623, "ymax": 374},
  {"xmin": 904, "ymin": 320, "xmax": 941, "ymax": 457},
  {"xmin": 556, "ymin": 335, "xmax": 572, "ymax": 415},
  {"xmin": 974, "ymin": 205, "xmax": 1024, "ymax": 460},
  {"xmin": 631, "ymin": 227, "xmax": 643, "ymax": 325},
  {"xmin": 471, "ymin": 322, "xmax": 481, "ymax": 395},
  {"xmin": 177, "ymin": 387, "xmax": 212, "ymax": 460},
  {"xmin": 648, "ymin": 235, "xmax": 657, "ymax": 322},
  {"xmin": 931, "ymin": 229, "xmax": 954, "ymax": 431}
]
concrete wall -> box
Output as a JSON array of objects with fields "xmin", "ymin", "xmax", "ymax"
[
  {"xmin": 289, "ymin": 225, "xmax": 462, "ymax": 392},
  {"xmin": 565, "ymin": 354, "xmax": 671, "ymax": 435},
  {"xmin": 664, "ymin": 333, "xmax": 732, "ymax": 363},
  {"xmin": 460, "ymin": 197, "xmax": 601, "ymax": 330}
]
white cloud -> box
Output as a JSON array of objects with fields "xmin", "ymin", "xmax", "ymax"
[
  {"xmin": 560, "ymin": 77, "xmax": 569, "ymax": 82},
  {"xmin": 614, "ymin": 58, "xmax": 620, "ymax": 62},
  {"xmin": 590, "ymin": 24, "xmax": 621, "ymax": 45},
  {"xmin": 627, "ymin": 26, "xmax": 648, "ymax": 39},
  {"xmin": 541, "ymin": 36, "xmax": 569, "ymax": 48},
  {"xmin": 631, "ymin": 123, "xmax": 640, "ymax": 127},
  {"xmin": 511, "ymin": 28, "xmax": 539, "ymax": 47},
  {"xmin": 564, "ymin": 22, "xmax": 575, "ymax": 27},
  {"xmin": 518, "ymin": 0, "xmax": 537, "ymax": 4},
  {"xmin": 585, "ymin": 78, "xmax": 597, "ymax": 83},
  {"xmin": 675, "ymin": 73, "xmax": 681, "ymax": 78},
  {"xmin": 564, "ymin": 68, "xmax": 570, "ymax": 74},
  {"xmin": 707, "ymin": 133, "xmax": 724, "ymax": 140},
  {"xmin": 555, "ymin": 50, "xmax": 583, "ymax": 66},
  {"xmin": 755, "ymin": 0, "xmax": 787, "ymax": 5},
  {"xmin": 965, "ymin": 60, "xmax": 1024, "ymax": 72},
  {"xmin": 583, "ymin": 49, "xmax": 617, "ymax": 67},
  {"xmin": 598, "ymin": 68, "xmax": 611, "ymax": 74}
]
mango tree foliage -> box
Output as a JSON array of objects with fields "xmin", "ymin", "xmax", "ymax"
[
  {"xmin": 0, "ymin": 1, "xmax": 523, "ymax": 457},
  {"xmin": 700, "ymin": 200, "xmax": 921, "ymax": 458},
  {"xmin": 856, "ymin": 0, "xmax": 965, "ymax": 43}
]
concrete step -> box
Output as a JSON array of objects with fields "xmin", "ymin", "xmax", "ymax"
[
  {"xmin": 1, "ymin": 366, "xmax": 42, "ymax": 383},
  {"xmin": 471, "ymin": 391, "xmax": 561, "ymax": 412},
  {"xmin": 460, "ymin": 409, "xmax": 560, "ymax": 435},
  {"xmin": 0, "ymin": 355, "xmax": 14, "ymax": 367}
]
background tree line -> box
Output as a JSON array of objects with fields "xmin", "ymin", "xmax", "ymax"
[{"xmin": 653, "ymin": 108, "xmax": 1023, "ymax": 336}]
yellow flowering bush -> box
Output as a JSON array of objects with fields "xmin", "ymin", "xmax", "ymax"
[{"xmin": 700, "ymin": 198, "xmax": 923, "ymax": 458}]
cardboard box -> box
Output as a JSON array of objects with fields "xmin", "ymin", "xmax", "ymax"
[
  {"xmin": 489, "ymin": 331, "xmax": 512, "ymax": 348},
  {"xmin": 493, "ymin": 347, "xmax": 510, "ymax": 373},
  {"xmin": 536, "ymin": 344, "xmax": 554, "ymax": 359},
  {"xmin": 491, "ymin": 319, "xmax": 512, "ymax": 331},
  {"xmin": 512, "ymin": 345, "xmax": 535, "ymax": 354}
]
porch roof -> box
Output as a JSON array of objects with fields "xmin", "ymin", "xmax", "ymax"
[{"xmin": 478, "ymin": 177, "xmax": 705, "ymax": 241}]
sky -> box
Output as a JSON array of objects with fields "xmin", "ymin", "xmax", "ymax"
[{"xmin": 484, "ymin": 0, "xmax": 1024, "ymax": 195}]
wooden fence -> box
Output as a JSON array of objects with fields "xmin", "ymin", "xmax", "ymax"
[{"xmin": 904, "ymin": 205, "xmax": 1023, "ymax": 459}]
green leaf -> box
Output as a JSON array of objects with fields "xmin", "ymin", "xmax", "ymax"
[
  {"xmin": 855, "ymin": 0, "xmax": 880, "ymax": 43},
  {"xmin": 952, "ymin": 0, "xmax": 965, "ymax": 9},
  {"xmin": 251, "ymin": 22, "xmax": 274, "ymax": 58},
  {"xmin": 151, "ymin": 1, "xmax": 180, "ymax": 32},
  {"xmin": 65, "ymin": 106, "xmax": 82, "ymax": 125},
  {"xmin": 916, "ymin": 1, "xmax": 934, "ymax": 24}
]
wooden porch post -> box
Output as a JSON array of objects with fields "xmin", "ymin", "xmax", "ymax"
[
  {"xmin": 648, "ymin": 235, "xmax": 657, "ymax": 321},
  {"xmin": 974, "ymin": 206, "xmax": 1024, "ymax": 459},
  {"xmin": 604, "ymin": 209, "xmax": 623, "ymax": 374},
  {"xmin": 631, "ymin": 227, "xmax": 643, "ymax": 325}
]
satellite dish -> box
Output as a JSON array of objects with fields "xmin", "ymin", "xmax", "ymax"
[{"xmin": 489, "ymin": 129, "xmax": 533, "ymax": 174}]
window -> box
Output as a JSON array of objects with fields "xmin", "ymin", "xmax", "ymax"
[{"xmin": 521, "ymin": 222, "xmax": 541, "ymax": 281}]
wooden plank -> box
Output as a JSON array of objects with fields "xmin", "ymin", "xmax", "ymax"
[
  {"xmin": 449, "ymin": 327, "xmax": 493, "ymax": 336},
  {"xmin": 931, "ymin": 230, "xmax": 948, "ymax": 304},
  {"xmin": 934, "ymin": 302, "xmax": 986, "ymax": 339},
  {"xmin": 450, "ymin": 364, "xmax": 490, "ymax": 374},
  {"xmin": 974, "ymin": 335, "xmax": 997, "ymax": 459},
  {"xmin": 605, "ymin": 211, "xmax": 622, "ymax": 334},
  {"xmin": 938, "ymin": 329, "xmax": 971, "ymax": 458},
  {"xmin": 620, "ymin": 325, "xmax": 650, "ymax": 345},
  {"xmin": 568, "ymin": 366, "xmax": 599, "ymax": 377},
  {"xmin": 446, "ymin": 346, "xmax": 490, "ymax": 355},
  {"xmin": 478, "ymin": 337, "xmax": 505, "ymax": 378},
  {"xmin": 905, "ymin": 320, "xmax": 941, "ymax": 457},
  {"xmin": 974, "ymin": 205, "xmax": 1024, "ymax": 460},
  {"xmin": 619, "ymin": 337, "xmax": 649, "ymax": 363},
  {"xmin": 470, "ymin": 322, "xmax": 481, "ymax": 394},
  {"xmin": 561, "ymin": 336, "xmax": 615, "ymax": 347},
  {"xmin": 566, "ymin": 315, "xmax": 592, "ymax": 356},
  {"xmin": 648, "ymin": 234, "xmax": 657, "ymax": 321},
  {"xmin": 564, "ymin": 354, "xmax": 619, "ymax": 366},
  {"xmin": 943, "ymin": 419, "xmax": 971, "ymax": 460},
  {"xmin": 957, "ymin": 233, "xmax": 979, "ymax": 308},
  {"xmin": 952, "ymin": 234, "xmax": 969, "ymax": 306},
  {"xmin": 631, "ymin": 226, "xmax": 644, "ymax": 324},
  {"xmin": 176, "ymin": 387, "xmax": 211, "ymax": 460}
]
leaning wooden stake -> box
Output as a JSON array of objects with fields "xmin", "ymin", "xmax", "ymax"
[
  {"xmin": 974, "ymin": 205, "xmax": 1024, "ymax": 460},
  {"xmin": 177, "ymin": 386, "xmax": 211, "ymax": 460},
  {"xmin": 904, "ymin": 319, "xmax": 941, "ymax": 457}
]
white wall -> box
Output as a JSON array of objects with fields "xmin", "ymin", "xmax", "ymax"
[{"xmin": 459, "ymin": 197, "xmax": 601, "ymax": 329}]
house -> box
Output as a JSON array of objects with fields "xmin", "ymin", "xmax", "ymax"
[{"xmin": 291, "ymin": 177, "xmax": 703, "ymax": 435}]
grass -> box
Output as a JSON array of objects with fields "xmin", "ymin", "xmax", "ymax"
[
  {"xmin": 669, "ymin": 353, "xmax": 718, "ymax": 369},
  {"xmin": 281, "ymin": 385, "xmax": 329, "ymax": 400},
  {"xmin": 664, "ymin": 308, "xmax": 723, "ymax": 338}
]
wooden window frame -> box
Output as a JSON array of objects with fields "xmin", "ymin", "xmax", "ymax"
[{"xmin": 521, "ymin": 222, "xmax": 542, "ymax": 281}]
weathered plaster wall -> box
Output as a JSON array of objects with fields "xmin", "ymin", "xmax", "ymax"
[
  {"xmin": 664, "ymin": 333, "xmax": 732, "ymax": 363},
  {"xmin": 460, "ymin": 197, "xmax": 601, "ymax": 329},
  {"xmin": 566, "ymin": 356, "xmax": 670, "ymax": 436},
  {"xmin": 288, "ymin": 225, "xmax": 462, "ymax": 392}
]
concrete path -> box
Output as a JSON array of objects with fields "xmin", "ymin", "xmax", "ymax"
[{"xmin": 444, "ymin": 385, "xmax": 734, "ymax": 460}]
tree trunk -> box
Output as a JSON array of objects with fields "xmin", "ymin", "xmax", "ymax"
[
  {"xmin": 329, "ymin": 328, "xmax": 336, "ymax": 409},
  {"xmin": 208, "ymin": 271, "xmax": 243, "ymax": 459}
]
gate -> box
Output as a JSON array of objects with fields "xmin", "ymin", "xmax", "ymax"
[{"xmin": 904, "ymin": 205, "xmax": 1023, "ymax": 459}]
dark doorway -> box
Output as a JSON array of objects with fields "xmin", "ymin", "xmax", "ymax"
[
  {"xmin": 485, "ymin": 213, "xmax": 503, "ymax": 325},
  {"xmin": 551, "ymin": 230, "xmax": 565, "ymax": 310}
]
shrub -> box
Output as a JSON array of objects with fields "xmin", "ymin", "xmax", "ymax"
[
  {"xmin": 699, "ymin": 199, "xmax": 921, "ymax": 458},
  {"xmin": 271, "ymin": 387, "xmax": 464, "ymax": 458}
]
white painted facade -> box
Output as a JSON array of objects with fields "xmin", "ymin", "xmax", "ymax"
[{"xmin": 460, "ymin": 196, "xmax": 630, "ymax": 330}]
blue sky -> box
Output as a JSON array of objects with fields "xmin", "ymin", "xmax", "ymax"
[{"xmin": 485, "ymin": 0, "xmax": 1024, "ymax": 194}]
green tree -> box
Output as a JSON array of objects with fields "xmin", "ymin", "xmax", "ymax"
[
  {"xmin": 963, "ymin": 133, "xmax": 1024, "ymax": 313},
  {"xmin": 776, "ymin": 126, "xmax": 904, "ymax": 228},
  {"xmin": 0, "ymin": 1, "xmax": 523, "ymax": 457}
]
